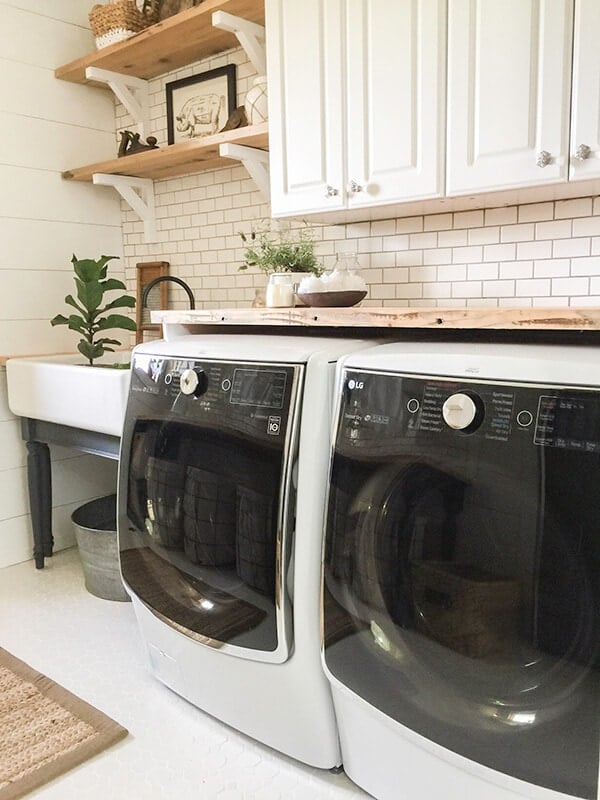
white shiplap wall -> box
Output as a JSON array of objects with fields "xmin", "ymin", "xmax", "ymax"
[{"xmin": 0, "ymin": 1, "xmax": 124, "ymax": 567}]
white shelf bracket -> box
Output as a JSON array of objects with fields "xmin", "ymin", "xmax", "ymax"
[
  {"xmin": 85, "ymin": 66, "xmax": 150, "ymax": 138},
  {"xmin": 92, "ymin": 173, "xmax": 157, "ymax": 242},
  {"xmin": 212, "ymin": 11, "xmax": 266, "ymax": 75},
  {"xmin": 220, "ymin": 143, "xmax": 270, "ymax": 200}
]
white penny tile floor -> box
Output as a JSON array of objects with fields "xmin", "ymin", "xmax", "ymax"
[{"xmin": 0, "ymin": 548, "xmax": 368, "ymax": 799}]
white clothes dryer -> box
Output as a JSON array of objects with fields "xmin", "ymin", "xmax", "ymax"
[
  {"xmin": 323, "ymin": 341, "xmax": 600, "ymax": 799},
  {"xmin": 117, "ymin": 334, "xmax": 374, "ymax": 768}
]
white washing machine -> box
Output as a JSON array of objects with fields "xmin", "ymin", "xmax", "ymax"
[
  {"xmin": 322, "ymin": 341, "xmax": 600, "ymax": 799},
  {"xmin": 117, "ymin": 333, "xmax": 375, "ymax": 768}
]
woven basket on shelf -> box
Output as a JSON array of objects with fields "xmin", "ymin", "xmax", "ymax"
[{"xmin": 89, "ymin": 0, "xmax": 159, "ymax": 49}]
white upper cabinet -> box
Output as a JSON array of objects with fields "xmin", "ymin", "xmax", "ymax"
[
  {"xmin": 344, "ymin": 0, "xmax": 446, "ymax": 209},
  {"xmin": 266, "ymin": 0, "xmax": 447, "ymax": 217},
  {"xmin": 446, "ymin": 0, "xmax": 574, "ymax": 195},
  {"xmin": 570, "ymin": 0, "xmax": 600, "ymax": 181},
  {"xmin": 266, "ymin": 0, "xmax": 345, "ymax": 216}
]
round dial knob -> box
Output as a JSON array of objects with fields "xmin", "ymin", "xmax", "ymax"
[
  {"xmin": 180, "ymin": 367, "xmax": 208, "ymax": 397},
  {"xmin": 442, "ymin": 392, "xmax": 478, "ymax": 430}
]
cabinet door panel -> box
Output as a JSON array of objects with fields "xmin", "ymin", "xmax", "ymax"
[
  {"xmin": 345, "ymin": 0, "xmax": 446, "ymax": 207},
  {"xmin": 447, "ymin": 0, "xmax": 573, "ymax": 195},
  {"xmin": 266, "ymin": 0, "xmax": 344, "ymax": 216},
  {"xmin": 570, "ymin": 0, "xmax": 600, "ymax": 181}
]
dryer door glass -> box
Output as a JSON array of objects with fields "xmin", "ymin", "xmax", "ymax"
[
  {"xmin": 324, "ymin": 369, "xmax": 600, "ymax": 799},
  {"xmin": 119, "ymin": 356, "xmax": 301, "ymax": 660}
]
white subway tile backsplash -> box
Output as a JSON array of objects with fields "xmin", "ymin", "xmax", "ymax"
[
  {"xmin": 483, "ymin": 243, "xmax": 517, "ymax": 262},
  {"xmin": 438, "ymin": 229, "xmax": 468, "ymax": 248},
  {"xmin": 437, "ymin": 264, "xmax": 467, "ymax": 282},
  {"xmin": 452, "ymin": 246, "xmax": 483, "ymax": 264},
  {"xmin": 424, "ymin": 213, "xmax": 453, "ymax": 231},
  {"xmin": 555, "ymin": 198, "xmax": 593, "ymax": 219},
  {"xmin": 423, "ymin": 248, "xmax": 452, "ymax": 265},
  {"xmin": 515, "ymin": 279, "xmax": 551, "ymax": 297},
  {"xmin": 382, "ymin": 235, "xmax": 409, "ymax": 252},
  {"xmin": 451, "ymin": 281, "xmax": 482, "ymax": 298},
  {"xmin": 485, "ymin": 207, "xmax": 518, "ymax": 226},
  {"xmin": 483, "ymin": 280, "xmax": 515, "ymax": 297},
  {"xmin": 500, "ymin": 261, "xmax": 533, "ymax": 280},
  {"xmin": 500, "ymin": 223, "xmax": 535, "ymax": 243},
  {"xmin": 573, "ymin": 217, "xmax": 600, "ymax": 237},
  {"xmin": 409, "ymin": 232, "xmax": 438, "ymax": 249},
  {"xmin": 570, "ymin": 256, "xmax": 600, "ymax": 276},
  {"xmin": 534, "ymin": 259, "xmax": 571, "ymax": 277},
  {"xmin": 467, "ymin": 262, "xmax": 499, "ymax": 280},
  {"xmin": 396, "ymin": 217, "xmax": 423, "ymax": 233},
  {"xmin": 517, "ymin": 202, "xmax": 554, "ymax": 222},
  {"xmin": 551, "ymin": 277, "xmax": 589, "ymax": 295},
  {"xmin": 467, "ymin": 227, "xmax": 500, "ymax": 245},
  {"xmin": 553, "ymin": 238, "xmax": 590, "ymax": 258},
  {"xmin": 453, "ymin": 210, "xmax": 484, "ymax": 229},
  {"xmin": 516, "ymin": 241, "xmax": 552, "ymax": 261},
  {"xmin": 535, "ymin": 219, "xmax": 573, "ymax": 239}
]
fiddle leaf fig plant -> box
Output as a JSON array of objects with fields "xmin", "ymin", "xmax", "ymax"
[{"xmin": 51, "ymin": 254, "xmax": 136, "ymax": 366}]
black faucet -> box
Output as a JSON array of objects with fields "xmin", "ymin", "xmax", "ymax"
[{"xmin": 141, "ymin": 275, "xmax": 196, "ymax": 310}]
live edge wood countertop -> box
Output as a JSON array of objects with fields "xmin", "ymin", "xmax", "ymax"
[
  {"xmin": 151, "ymin": 305, "xmax": 600, "ymax": 334},
  {"xmin": 3, "ymin": 307, "xmax": 600, "ymax": 366}
]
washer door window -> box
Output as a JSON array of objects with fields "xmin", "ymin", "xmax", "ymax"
[
  {"xmin": 323, "ymin": 370, "xmax": 600, "ymax": 799},
  {"xmin": 119, "ymin": 356, "xmax": 302, "ymax": 663}
]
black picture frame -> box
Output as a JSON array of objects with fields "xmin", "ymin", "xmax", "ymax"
[{"xmin": 165, "ymin": 65, "xmax": 237, "ymax": 145}]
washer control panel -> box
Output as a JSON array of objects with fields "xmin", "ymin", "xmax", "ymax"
[{"xmin": 340, "ymin": 369, "xmax": 600, "ymax": 453}]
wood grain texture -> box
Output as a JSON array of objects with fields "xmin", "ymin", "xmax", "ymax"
[
  {"xmin": 150, "ymin": 306, "xmax": 600, "ymax": 331},
  {"xmin": 61, "ymin": 124, "xmax": 268, "ymax": 181},
  {"xmin": 55, "ymin": 0, "xmax": 265, "ymax": 84}
]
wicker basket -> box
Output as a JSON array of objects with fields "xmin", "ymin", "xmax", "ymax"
[
  {"xmin": 412, "ymin": 561, "xmax": 521, "ymax": 658},
  {"xmin": 89, "ymin": 0, "xmax": 159, "ymax": 49}
]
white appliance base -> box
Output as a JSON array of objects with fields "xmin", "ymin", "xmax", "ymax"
[
  {"xmin": 132, "ymin": 596, "xmax": 341, "ymax": 768},
  {"xmin": 330, "ymin": 682, "xmax": 584, "ymax": 800}
]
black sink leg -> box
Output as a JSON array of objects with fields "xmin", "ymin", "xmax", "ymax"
[{"xmin": 25, "ymin": 440, "xmax": 53, "ymax": 568}]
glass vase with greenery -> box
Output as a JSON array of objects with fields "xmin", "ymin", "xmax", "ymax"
[{"xmin": 239, "ymin": 222, "xmax": 323, "ymax": 275}]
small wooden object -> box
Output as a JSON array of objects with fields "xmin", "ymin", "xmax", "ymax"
[{"xmin": 136, "ymin": 261, "xmax": 169, "ymax": 343}]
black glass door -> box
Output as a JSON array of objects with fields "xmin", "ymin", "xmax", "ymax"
[
  {"xmin": 119, "ymin": 354, "xmax": 301, "ymax": 659},
  {"xmin": 324, "ymin": 369, "xmax": 600, "ymax": 799}
]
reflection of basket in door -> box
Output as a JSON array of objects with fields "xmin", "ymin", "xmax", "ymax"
[
  {"xmin": 145, "ymin": 456, "xmax": 186, "ymax": 549},
  {"xmin": 412, "ymin": 561, "xmax": 521, "ymax": 658},
  {"xmin": 89, "ymin": 0, "xmax": 159, "ymax": 49},
  {"xmin": 183, "ymin": 467, "xmax": 237, "ymax": 566},
  {"xmin": 236, "ymin": 485, "xmax": 276, "ymax": 596}
]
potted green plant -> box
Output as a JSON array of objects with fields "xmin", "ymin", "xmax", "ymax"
[
  {"xmin": 51, "ymin": 254, "xmax": 136, "ymax": 366},
  {"xmin": 238, "ymin": 222, "xmax": 323, "ymax": 275}
]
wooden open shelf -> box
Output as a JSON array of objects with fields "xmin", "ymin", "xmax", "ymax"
[
  {"xmin": 61, "ymin": 123, "xmax": 268, "ymax": 182},
  {"xmin": 55, "ymin": 0, "xmax": 265, "ymax": 85}
]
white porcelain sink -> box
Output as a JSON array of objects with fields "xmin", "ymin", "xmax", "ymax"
[{"xmin": 6, "ymin": 352, "xmax": 131, "ymax": 437}]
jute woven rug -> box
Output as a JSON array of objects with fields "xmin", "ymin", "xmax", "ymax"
[{"xmin": 0, "ymin": 647, "xmax": 128, "ymax": 800}]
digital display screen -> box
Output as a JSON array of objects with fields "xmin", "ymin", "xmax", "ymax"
[
  {"xmin": 230, "ymin": 368, "xmax": 287, "ymax": 409},
  {"xmin": 535, "ymin": 394, "xmax": 600, "ymax": 452}
]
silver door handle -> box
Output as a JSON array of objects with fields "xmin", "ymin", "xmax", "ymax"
[
  {"xmin": 325, "ymin": 185, "xmax": 339, "ymax": 198},
  {"xmin": 536, "ymin": 150, "xmax": 553, "ymax": 168},
  {"xmin": 348, "ymin": 180, "xmax": 364, "ymax": 193},
  {"xmin": 574, "ymin": 144, "xmax": 592, "ymax": 161}
]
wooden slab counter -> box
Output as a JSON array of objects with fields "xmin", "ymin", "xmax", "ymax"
[{"xmin": 151, "ymin": 306, "xmax": 600, "ymax": 336}]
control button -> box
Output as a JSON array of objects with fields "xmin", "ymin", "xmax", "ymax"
[
  {"xmin": 221, "ymin": 378, "xmax": 232, "ymax": 392},
  {"xmin": 517, "ymin": 410, "xmax": 534, "ymax": 427},
  {"xmin": 164, "ymin": 373, "xmax": 173, "ymax": 385},
  {"xmin": 442, "ymin": 392, "xmax": 478, "ymax": 431},
  {"xmin": 407, "ymin": 398, "xmax": 420, "ymax": 414},
  {"xmin": 180, "ymin": 368, "xmax": 208, "ymax": 397}
]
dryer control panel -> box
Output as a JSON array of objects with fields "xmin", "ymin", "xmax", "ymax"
[{"xmin": 340, "ymin": 369, "xmax": 600, "ymax": 454}]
